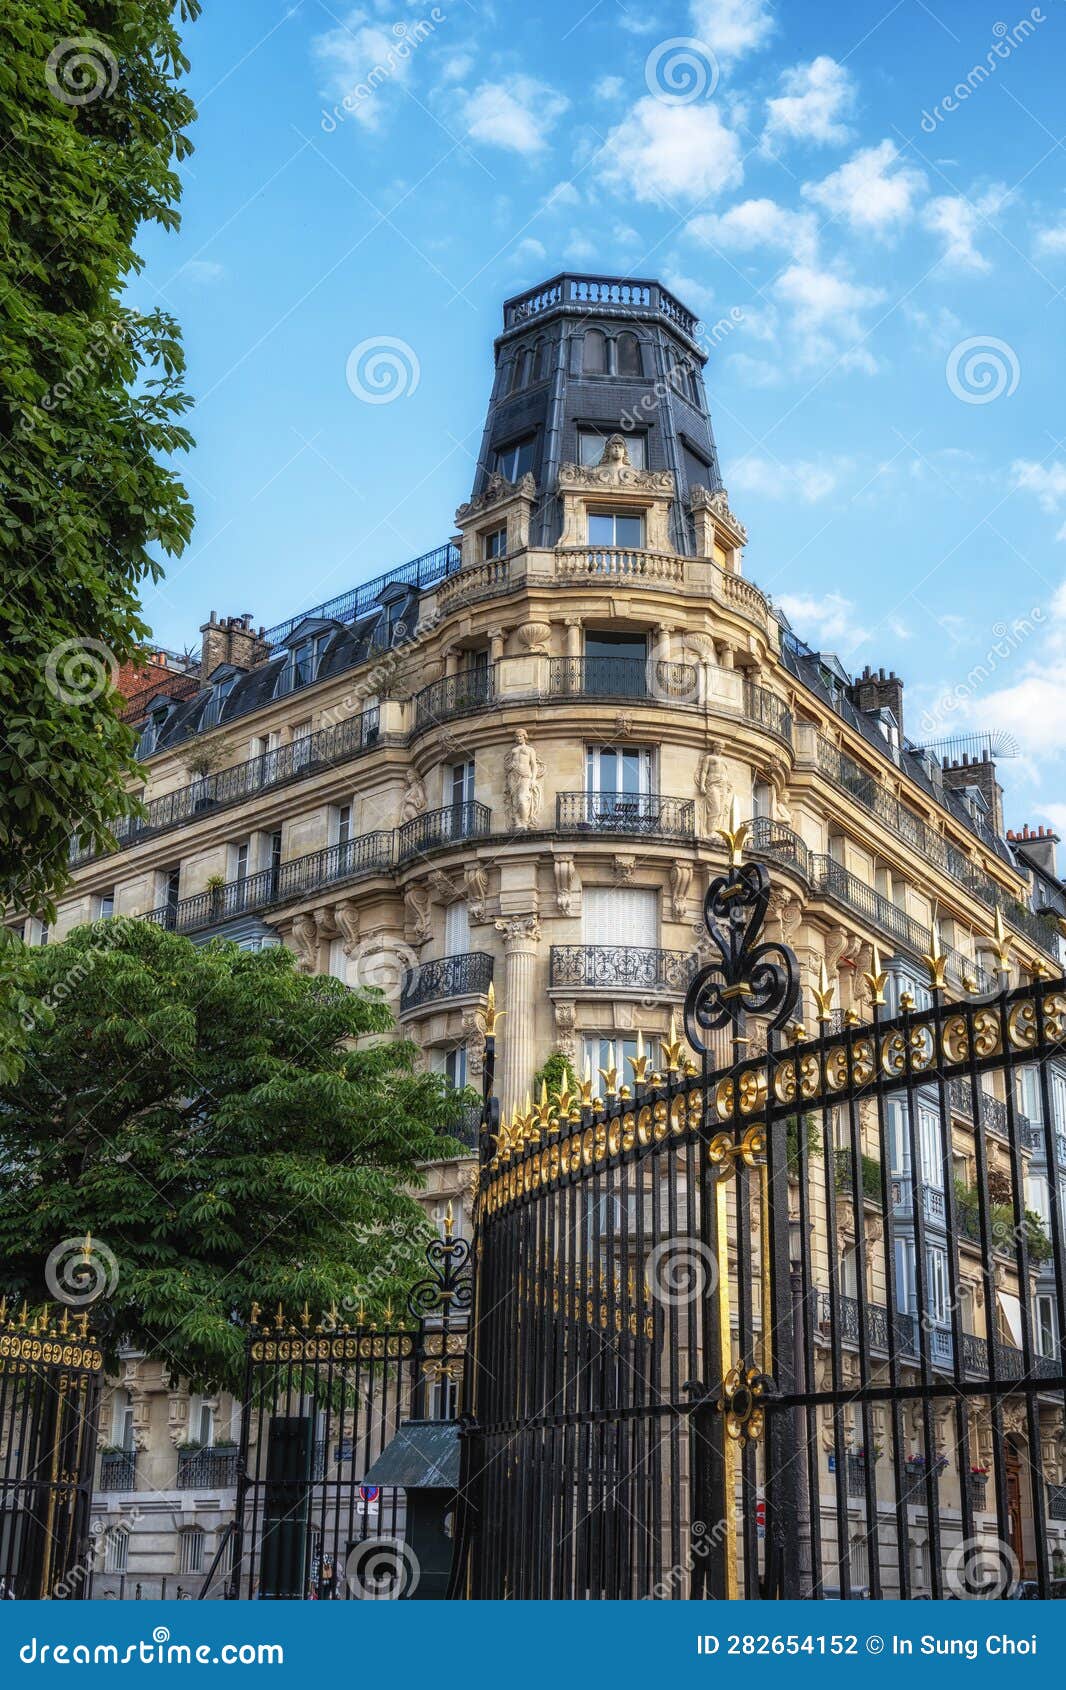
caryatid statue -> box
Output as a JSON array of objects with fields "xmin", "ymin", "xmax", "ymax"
[
  {"xmin": 696, "ymin": 740, "xmax": 731, "ymax": 837},
  {"xmin": 504, "ymin": 728, "xmax": 545, "ymax": 831}
]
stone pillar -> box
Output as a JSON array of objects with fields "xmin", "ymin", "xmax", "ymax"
[
  {"xmin": 564, "ymin": 617, "xmax": 583, "ymax": 658},
  {"xmin": 494, "ymin": 916, "xmax": 541, "ymax": 1119},
  {"xmin": 444, "ymin": 646, "xmax": 459, "ymax": 678},
  {"xmin": 657, "ymin": 625, "xmax": 673, "ymax": 661},
  {"xmin": 488, "ymin": 626, "xmax": 506, "ymax": 664}
]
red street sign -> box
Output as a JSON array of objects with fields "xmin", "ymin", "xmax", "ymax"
[{"xmin": 359, "ymin": 1484, "xmax": 380, "ymax": 1503}]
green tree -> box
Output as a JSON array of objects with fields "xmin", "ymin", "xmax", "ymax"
[
  {"xmin": 0, "ymin": 920, "xmax": 466, "ymax": 1389},
  {"xmin": 1, "ymin": 2, "xmax": 199, "ymax": 919}
]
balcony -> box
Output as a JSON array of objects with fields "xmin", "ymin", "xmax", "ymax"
[
  {"xmin": 413, "ymin": 667, "xmax": 495, "ymax": 733},
  {"xmin": 99, "ymin": 1450, "xmax": 138, "ymax": 1492},
  {"xmin": 547, "ymin": 655, "xmax": 696, "ymax": 702},
  {"xmin": 503, "ymin": 273, "xmax": 698, "ymax": 339},
  {"xmin": 396, "ymin": 801, "xmax": 491, "ymax": 863},
  {"xmin": 400, "ymin": 951, "xmax": 494, "ymax": 1013},
  {"xmin": 742, "ymin": 679, "xmax": 793, "ymax": 744},
  {"xmin": 552, "ymin": 548, "xmax": 686, "ymax": 587},
  {"xmin": 143, "ymin": 831, "xmax": 396, "ymax": 936},
  {"xmin": 70, "ymin": 708, "xmax": 382, "ymax": 868},
  {"xmin": 556, "ymin": 791, "xmax": 695, "ymax": 840},
  {"xmin": 816, "ymin": 736, "xmax": 1058, "ymax": 959},
  {"xmin": 820, "ymin": 1293, "xmax": 1061, "ymax": 1381},
  {"xmin": 176, "ymin": 1445, "xmax": 239, "ymax": 1490},
  {"xmin": 948, "ymin": 1078, "xmax": 1034, "ymax": 1143},
  {"xmin": 550, "ymin": 944, "xmax": 697, "ymax": 993}
]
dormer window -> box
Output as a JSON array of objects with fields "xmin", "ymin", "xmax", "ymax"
[
  {"xmin": 483, "ymin": 526, "xmax": 507, "ymax": 561},
  {"xmin": 493, "ymin": 435, "xmax": 535, "ymax": 482},
  {"xmin": 139, "ymin": 704, "xmax": 170, "ymax": 756},
  {"xmin": 276, "ymin": 630, "xmax": 329, "ymax": 696},
  {"xmin": 588, "ymin": 510, "xmax": 645, "ymax": 549},
  {"xmin": 202, "ymin": 672, "xmax": 238, "ymax": 729}
]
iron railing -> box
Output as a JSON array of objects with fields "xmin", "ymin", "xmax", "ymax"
[
  {"xmin": 175, "ymin": 1446, "xmax": 239, "ymax": 1490},
  {"xmin": 546, "ymin": 655, "xmax": 696, "ymax": 701},
  {"xmin": 556, "ymin": 790, "xmax": 695, "ymax": 839},
  {"xmin": 503, "ymin": 273, "xmax": 698, "ymax": 338},
  {"xmin": 549, "ymin": 944, "xmax": 697, "ymax": 992},
  {"xmin": 413, "ymin": 666, "xmax": 495, "ymax": 731},
  {"xmin": 262, "ymin": 542, "xmax": 461, "ymax": 648},
  {"xmin": 99, "ymin": 1450, "xmax": 138, "ymax": 1492},
  {"xmin": 743, "ymin": 679, "xmax": 793, "ymax": 743},
  {"xmin": 400, "ymin": 951, "xmax": 494, "ymax": 1013},
  {"xmin": 819, "ymin": 1294, "xmax": 1060, "ymax": 1382},
  {"xmin": 71, "ymin": 709, "xmax": 380, "ymax": 866},
  {"xmin": 396, "ymin": 801, "xmax": 491, "ymax": 862},
  {"xmin": 816, "ymin": 736, "xmax": 1058, "ymax": 957}
]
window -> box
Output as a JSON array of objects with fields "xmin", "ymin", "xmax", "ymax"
[
  {"xmin": 114, "ymin": 1392, "xmax": 135, "ymax": 1450},
  {"xmin": 1036, "ymin": 1293, "xmax": 1057, "ymax": 1359},
  {"xmin": 448, "ymin": 761, "xmax": 476, "ymax": 810},
  {"xmin": 164, "ymin": 867, "xmax": 182, "ymax": 911},
  {"xmin": 104, "ymin": 1525, "xmax": 130, "ymax": 1574},
  {"xmin": 752, "ymin": 778, "xmax": 773, "ymax": 821},
  {"xmin": 203, "ymin": 673, "xmax": 237, "ymax": 728},
  {"xmin": 582, "ymin": 1035, "xmax": 661, "ymax": 1086},
  {"xmin": 193, "ymin": 1399, "xmax": 213, "ymax": 1446},
  {"xmin": 233, "ymin": 839, "xmax": 250, "ymax": 883},
  {"xmin": 430, "ymin": 1374, "xmax": 459, "ymax": 1420},
  {"xmin": 291, "ymin": 720, "xmax": 312, "ymax": 771},
  {"xmin": 578, "ymin": 427, "xmax": 646, "ymax": 468},
  {"xmin": 582, "ymin": 328, "xmax": 607, "ymax": 373},
  {"xmin": 894, "ymin": 1237, "xmax": 915, "ymax": 1315},
  {"xmin": 683, "ymin": 443, "xmax": 713, "ymax": 492},
  {"xmin": 616, "ymin": 331, "xmax": 642, "ymax": 376},
  {"xmin": 840, "ymin": 1244, "xmax": 859, "ymax": 1298},
  {"xmin": 335, "ymin": 804, "xmax": 352, "ymax": 848},
  {"xmin": 587, "ymin": 510, "xmax": 645, "ymax": 549},
  {"xmin": 582, "ymin": 887, "xmax": 658, "ymax": 949},
  {"xmin": 483, "ymin": 526, "xmax": 507, "ymax": 560},
  {"xmin": 1051, "ymin": 1070, "xmax": 1066, "ymax": 1134},
  {"xmin": 95, "ymin": 892, "xmax": 115, "ymax": 919},
  {"xmin": 918, "ymin": 1107, "xmax": 944, "ymax": 1190},
  {"xmin": 508, "ymin": 347, "xmax": 531, "ymax": 392},
  {"xmin": 531, "ymin": 339, "xmax": 549, "ymax": 383},
  {"xmin": 444, "ymin": 901, "xmax": 470, "ymax": 956},
  {"xmin": 586, "ymin": 745, "xmax": 655, "ymax": 807},
  {"xmin": 285, "ymin": 634, "xmax": 324, "ymax": 692},
  {"xmin": 924, "ymin": 1244, "xmax": 951, "ymax": 1325},
  {"xmin": 493, "ymin": 436, "xmax": 535, "ymax": 482},
  {"xmin": 849, "ymin": 1534, "xmax": 870, "ymax": 1593},
  {"xmin": 179, "ymin": 1528, "xmax": 205, "ymax": 1577},
  {"xmin": 444, "ymin": 1045, "xmax": 468, "ymax": 1091}
]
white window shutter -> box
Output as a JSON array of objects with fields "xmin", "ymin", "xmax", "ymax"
[
  {"xmin": 582, "ymin": 888, "xmax": 657, "ymax": 947},
  {"xmin": 445, "ymin": 901, "xmax": 470, "ymax": 955}
]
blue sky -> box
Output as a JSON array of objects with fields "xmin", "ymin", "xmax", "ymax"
[{"xmin": 134, "ymin": 0, "xmax": 1066, "ymax": 833}]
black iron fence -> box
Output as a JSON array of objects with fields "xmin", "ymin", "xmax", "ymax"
[
  {"xmin": 546, "ymin": 655, "xmax": 697, "ymax": 701},
  {"xmin": 549, "ymin": 944, "xmax": 697, "ymax": 992},
  {"xmin": 400, "ymin": 951, "xmax": 494, "ymax": 1013},
  {"xmin": 413, "ymin": 668, "xmax": 495, "ymax": 732},
  {"xmin": 556, "ymin": 791, "xmax": 695, "ymax": 838}
]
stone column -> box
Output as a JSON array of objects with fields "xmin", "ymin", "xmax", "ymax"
[
  {"xmin": 488, "ymin": 626, "xmax": 506, "ymax": 664},
  {"xmin": 494, "ymin": 915, "xmax": 541, "ymax": 1120},
  {"xmin": 564, "ymin": 617, "xmax": 583, "ymax": 658}
]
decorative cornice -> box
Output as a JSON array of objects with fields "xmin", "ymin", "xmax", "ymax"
[
  {"xmin": 690, "ymin": 483, "xmax": 747, "ymax": 544},
  {"xmin": 558, "ymin": 434, "xmax": 673, "ymax": 496},
  {"xmin": 456, "ymin": 471, "xmax": 536, "ymax": 525}
]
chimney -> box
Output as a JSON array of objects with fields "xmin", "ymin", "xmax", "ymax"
[
  {"xmin": 199, "ymin": 611, "xmax": 269, "ymax": 678},
  {"xmin": 848, "ymin": 665, "xmax": 904, "ymax": 737},
  {"xmin": 942, "ymin": 752, "xmax": 1005, "ymax": 837},
  {"xmin": 1007, "ymin": 824, "xmax": 1060, "ymax": 881}
]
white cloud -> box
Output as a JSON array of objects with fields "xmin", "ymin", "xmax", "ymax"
[
  {"xmin": 772, "ymin": 262, "xmax": 886, "ymax": 368},
  {"xmin": 312, "ymin": 10, "xmax": 422, "ymax": 132},
  {"xmin": 689, "ymin": 0, "xmax": 775, "ymax": 65},
  {"xmin": 593, "ymin": 74, "xmax": 624, "ymax": 100},
  {"xmin": 440, "ymin": 53, "xmax": 474, "ymax": 83},
  {"xmin": 774, "ymin": 590, "xmax": 871, "ymax": 653},
  {"xmin": 179, "ymin": 259, "xmax": 226, "ymax": 285},
  {"xmin": 1011, "ymin": 460, "xmax": 1066, "ymax": 512},
  {"xmin": 461, "ymin": 76, "xmax": 569, "ymax": 155},
  {"xmin": 727, "ymin": 455, "xmax": 845, "ymax": 503},
  {"xmin": 509, "ymin": 237, "xmax": 547, "ymax": 269},
  {"xmin": 762, "ymin": 56, "xmax": 855, "ymax": 152},
  {"xmin": 564, "ymin": 232, "xmax": 598, "ymax": 262},
  {"xmin": 1034, "ymin": 219, "xmax": 1066, "ymax": 259},
  {"xmin": 662, "ymin": 268, "xmax": 716, "ymax": 317},
  {"xmin": 543, "ymin": 179, "xmax": 582, "ymax": 209},
  {"xmin": 726, "ymin": 350, "xmax": 783, "ymax": 386},
  {"xmin": 922, "ymin": 187, "xmax": 1005, "ymax": 273},
  {"xmin": 803, "ymin": 140, "xmax": 926, "ymax": 236},
  {"xmin": 687, "ymin": 197, "xmax": 819, "ymax": 263},
  {"xmin": 598, "ymin": 99, "xmax": 743, "ymax": 205}
]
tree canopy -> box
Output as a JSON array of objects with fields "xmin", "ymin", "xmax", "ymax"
[
  {"xmin": 0, "ymin": 919, "xmax": 466, "ymax": 1389},
  {"xmin": 1, "ymin": 2, "xmax": 199, "ymax": 916}
]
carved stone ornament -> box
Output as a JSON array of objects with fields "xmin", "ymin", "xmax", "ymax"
[
  {"xmin": 313, "ymin": 905, "xmax": 337, "ymax": 940},
  {"xmin": 464, "ymin": 861, "xmax": 490, "ymax": 922},
  {"xmin": 696, "ymin": 741, "xmax": 730, "ymax": 837},
  {"xmin": 291, "ymin": 913, "xmax": 318, "ymax": 974},
  {"xmin": 614, "ymin": 713, "xmax": 635, "ymax": 739},
  {"xmin": 495, "ymin": 914, "xmax": 541, "ymax": 950},
  {"xmin": 558, "ymin": 434, "xmax": 674, "ymax": 495},
  {"xmin": 334, "ymin": 899, "xmax": 360, "ymax": 956},
  {"xmin": 612, "ymin": 854, "xmax": 637, "ymax": 886},
  {"xmin": 504, "ymin": 728, "xmax": 546, "ymax": 832},
  {"xmin": 670, "ymin": 861, "xmax": 693, "ymax": 923},
  {"xmin": 553, "ymin": 1000, "xmax": 577, "ymax": 1063},
  {"xmin": 455, "ymin": 471, "xmax": 536, "ymax": 526},
  {"xmin": 428, "ymin": 869, "xmax": 457, "ymax": 902},
  {"xmin": 690, "ymin": 483, "xmax": 748, "ymax": 545},
  {"xmin": 461, "ymin": 1005, "xmax": 487, "ymax": 1075},
  {"xmin": 554, "ymin": 855, "xmax": 580, "ymax": 917},
  {"xmin": 404, "ymin": 883, "xmax": 433, "ymax": 943},
  {"xmin": 515, "ymin": 621, "xmax": 551, "ymax": 655},
  {"xmin": 400, "ymin": 767, "xmax": 427, "ymax": 823}
]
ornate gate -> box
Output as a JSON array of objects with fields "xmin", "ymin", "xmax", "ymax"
[
  {"xmin": 458, "ymin": 829, "xmax": 1066, "ymax": 1599},
  {"xmin": 0, "ymin": 1307, "xmax": 103, "ymax": 1599}
]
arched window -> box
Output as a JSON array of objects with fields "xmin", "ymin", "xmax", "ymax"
[
  {"xmin": 582, "ymin": 329, "xmax": 607, "ymax": 374},
  {"xmin": 616, "ymin": 332, "xmax": 641, "ymax": 377},
  {"xmin": 532, "ymin": 339, "xmax": 549, "ymax": 382},
  {"xmin": 509, "ymin": 347, "xmax": 531, "ymax": 392}
]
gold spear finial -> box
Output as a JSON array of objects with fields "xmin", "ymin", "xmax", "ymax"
[
  {"xmin": 598, "ymin": 1042, "xmax": 619, "ymax": 1098},
  {"xmin": 813, "ymin": 958, "xmax": 836, "ymax": 1023},
  {"xmin": 301, "ymin": 1301, "xmax": 311, "ymax": 1331},
  {"xmin": 629, "ymin": 1028, "xmax": 650, "ymax": 1086},
  {"xmin": 716, "ymin": 791, "xmax": 749, "ymax": 868},
  {"xmin": 923, "ymin": 941, "xmax": 948, "ymax": 993},
  {"xmin": 579, "ymin": 1057, "xmax": 594, "ymax": 1108},
  {"xmin": 482, "ymin": 980, "xmax": 503, "ymax": 1037},
  {"xmin": 534, "ymin": 1080, "xmax": 556, "ymax": 1136},
  {"xmin": 250, "ymin": 1300, "xmax": 261, "ymax": 1327},
  {"xmin": 989, "ymin": 907, "xmax": 1013, "ymax": 976},
  {"xmin": 862, "ymin": 941, "xmax": 887, "ymax": 1007},
  {"xmin": 444, "ymin": 1200, "xmax": 454, "ymax": 1239},
  {"xmin": 662, "ymin": 1012, "xmax": 683, "ymax": 1074}
]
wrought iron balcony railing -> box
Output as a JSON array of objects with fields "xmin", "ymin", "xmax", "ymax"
[
  {"xmin": 412, "ymin": 666, "xmax": 495, "ymax": 732},
  {"xmin": 546, "ymin": 655, "xmax": 697, "ymax": 702},
  {"xmin": 396, "ymin": 801, "xmax": 491, "ymax": 862},
  {"xmin": 400, "ymin": 951, "xmax": 494, "ymax": 1013},
  {"xmin": 175, "ymin": 1446, "xmax": 239, "ymax": 1490},
  {"xmin": 947, "ymin": 1078, "xmax": 1036, "ymax": 1144},
  {"xmin": 742, "ymin": 679, "xmax": 793, "ymax": 744},
  {"xmin": 99, "ymin": 1450, "xmax": 138, "ymax": 1492},
  {"xmin": 816, "ymin": 736, "xmax": 1058, "ymax": 958},
  {"xmin": 556, "ymin": 791, "xmax": 696, "ymax": 839},
  {"xmin": 821, "ymin": 1292, "xmax": 1061, "ymax": 1382},
  {"xmin": 142, "ymin": 831, "xmax": 396, "ymax": 936},
  {"xmin": 549, "ymin": 944, "xmax": 698, "ymax": 992},
  {"xmin": 71, "ymin": 709, "xmax": 381, "ymax": 867}
]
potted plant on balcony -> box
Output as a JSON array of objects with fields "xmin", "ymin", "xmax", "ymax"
[
  {"xmin": 204, "ymin": 873, "xmax": 226, "ymax": 920},
  {"xmin": 903, "ymin": 1451, "xmax": 948, "ymax": 1504},
  {"xmin": 968, "ymin": 1464, "xmax": 990, "ymax": 1510},
  {"xmin": 184, "ymin": 741, "xmax": 230, "ymax": 812}
]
